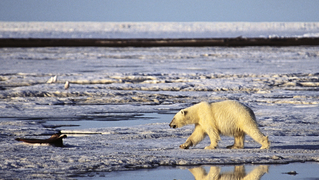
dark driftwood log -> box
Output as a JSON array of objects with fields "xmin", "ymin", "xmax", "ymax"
[{"xmin": 15, "ymin": 133, "xmax": 67, "ymax": 147}]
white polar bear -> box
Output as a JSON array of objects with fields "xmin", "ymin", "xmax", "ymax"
[{"xmin": 169, "ymin": 100, "xmax": 270, "ymax": 149}]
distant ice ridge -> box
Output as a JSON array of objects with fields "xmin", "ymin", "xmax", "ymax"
[{"xmin": 1, "ymin": 22, "xmax": 319, "ymax": 38}]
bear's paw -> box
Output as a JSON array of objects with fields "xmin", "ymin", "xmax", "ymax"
[
  {"xmin": 179, "ymin": 144, "xmax": 190, "ymax": 149},
  {"xmin": 226, "ymin": 145, "xmax": 244, "ymax": 149},
  {"xmin": 204, "ymin": 145, "xmax": 217, "ymax": 150}
]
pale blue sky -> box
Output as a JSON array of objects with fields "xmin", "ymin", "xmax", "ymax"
[{"xmin": 1, "ymin": 0, "xmax": 318, "ymax": 22}]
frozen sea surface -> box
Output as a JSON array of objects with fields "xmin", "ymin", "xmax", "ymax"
[
  {"xmin": 1, "ymin": 22, "xmax": 319, "ymax": 38},
  {"xmin": 0, "ymin": 46, "xmax": 319, "ymax": 179}
]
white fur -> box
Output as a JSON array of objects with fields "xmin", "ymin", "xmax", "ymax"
[{"xmin": 169, "ymin": 100, "xmax": 270, "ymax": 149}]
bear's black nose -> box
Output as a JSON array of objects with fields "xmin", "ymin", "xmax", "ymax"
[{"xmin": 169, "ymin": 124, "xmax": 176, "ymax": 128}]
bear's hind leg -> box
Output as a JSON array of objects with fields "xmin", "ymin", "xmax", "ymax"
[
  {"xmin": 243, "ymin": 125, "xmax": 270, "ymax": 149},
  {"xmin": 227, "ymin": 132, "xmax": 245, "ymax": 149}
]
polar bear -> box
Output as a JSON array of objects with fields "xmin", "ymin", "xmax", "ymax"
[{"xmin": 169, "ymin": 100, "xmax": 270, "ymax": 149}]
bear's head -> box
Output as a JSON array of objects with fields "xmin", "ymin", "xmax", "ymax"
[{"xmin": 169, "ymin": 109, "xmax": 190, "ymax": 128}]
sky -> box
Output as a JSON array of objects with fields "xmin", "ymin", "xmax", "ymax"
[{"xmin": 0, "ymin": 0, "xmax": 319, "ymax": 22}]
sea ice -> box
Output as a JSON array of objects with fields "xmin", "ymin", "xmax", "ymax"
[{"xmin": 0, "ymin": 42, "xmax": 318, "ymax": 179}]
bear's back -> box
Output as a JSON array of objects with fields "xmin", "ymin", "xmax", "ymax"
[{"xmin": 210, "ymin": 100, "xmax": 256, "ymax": 127}]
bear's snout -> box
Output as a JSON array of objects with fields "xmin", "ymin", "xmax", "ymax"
[{"xmin": 169, "ymin": 119, "xmax": 177, "ymax": 128}]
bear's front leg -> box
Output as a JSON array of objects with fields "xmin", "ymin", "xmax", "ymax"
[
  {"xmin": 180, "ymin": 124, "xmax": 206, "ymax": 149},
  {"xmin": 204, "ymin": 128, "xmax": 220, "ymax": 150}
]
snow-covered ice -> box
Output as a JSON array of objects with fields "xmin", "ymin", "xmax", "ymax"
[
  {"xmin": 1, "ymin": 22, "xmax": 319, "ymax": 38},
  {"xmin": 0, "ymin": 22, "xmax": 319, "ymax": 179}
]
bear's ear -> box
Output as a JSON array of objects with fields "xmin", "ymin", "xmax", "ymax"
[{"xmin": 181, "ymin": 110, "xmax": 188, "ymax": 116}]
